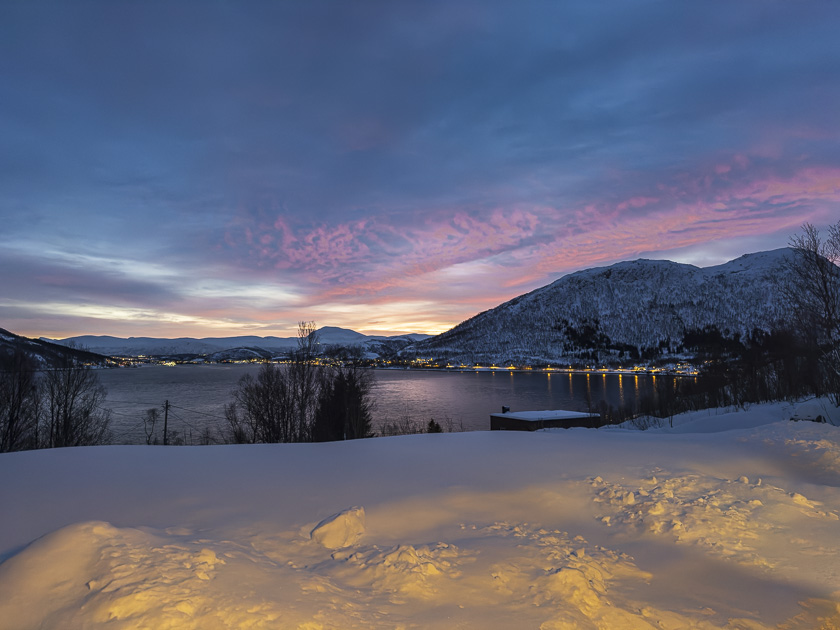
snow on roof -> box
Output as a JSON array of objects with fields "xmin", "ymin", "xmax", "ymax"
[{"xmin": 490, "ymin": 409, "xmax": 596, "ymax": 421}]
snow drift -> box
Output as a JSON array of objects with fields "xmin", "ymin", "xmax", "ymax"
[{"xmin": 1, "ymin": 402, "xmax": 839, "ymax": 628}]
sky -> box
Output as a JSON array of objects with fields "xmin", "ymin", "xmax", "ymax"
[{"xmin": 1, "ymin": 1, "xmax": 839, "ymax": 340}]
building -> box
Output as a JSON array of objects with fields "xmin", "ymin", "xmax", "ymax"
[{"xmin": 490, "ymin": 409, "xmax": 603, "ymax": 431}]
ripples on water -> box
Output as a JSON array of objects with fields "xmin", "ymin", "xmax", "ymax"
[{"xmin": 97, "ymin": 365, "xmax": 659, "ymax": 444}]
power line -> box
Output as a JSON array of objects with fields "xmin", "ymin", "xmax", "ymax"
[
  {"xmin": 99, "ymin": 400, "xmax": 228, "ymax": 422},
  {"xmin": 103, "ymin": 400, "xmax": 163, "ymax": 407},
  {"xmin": 168, "ymin": 403, "xmax": 229, "ymax": 422},
  {"xmin": 98, "ymin": 406, "xmax": 143, "ymax": 418}
]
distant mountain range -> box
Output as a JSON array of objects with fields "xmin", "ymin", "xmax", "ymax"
[
  {"xmin": 404, "ymin": 248, "xmax": 795, "ymax": 365},
  {"xmin": 45, "ymin": 327, "xmax": 431, "ymax": 361},
  {"xmin": 9, "ymin": 248, "xmax": 803, "ymax": 366}
]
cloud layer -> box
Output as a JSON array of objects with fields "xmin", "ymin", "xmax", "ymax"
[{"xmin": 1, "ymin": 1, "xmax": 839, "ymax": 337}]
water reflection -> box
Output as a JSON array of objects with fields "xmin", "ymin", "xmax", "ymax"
[
  {"xmin": 98, "ymin": 365, "xmax": 668, "ymax": 442},
  {"xmin": 618, "ymin": 374, "xmax": 625, "ymax": 407},
  {"xmin": 373, "ymin": 370, "xmax": 663, "ymax": 431}
]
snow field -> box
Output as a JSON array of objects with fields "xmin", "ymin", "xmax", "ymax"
[{"xmin": 1, "ymin": 403, "xmax": 840, "ymax": 629}]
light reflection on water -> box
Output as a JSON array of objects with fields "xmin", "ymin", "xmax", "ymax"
[{"xmin": 97, "ymin": 365, "xmax": 656, "ymax": 444}]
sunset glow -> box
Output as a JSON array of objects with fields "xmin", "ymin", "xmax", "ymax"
[{"xmin": 2, "ymin": 2, "xmax": 839, "ymax": 339}]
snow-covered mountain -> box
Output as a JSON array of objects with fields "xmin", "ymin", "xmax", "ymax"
[
  {"xmin": 46, "ymin": 327, "xmax": 431, "ymax": 360},
  {"xmin": 408, "ymin": 249, "xmax": 795, "ymax": 365},
  {"xmin": 36, "ymin": 249, "xmax": 800, "ymax": 365}
]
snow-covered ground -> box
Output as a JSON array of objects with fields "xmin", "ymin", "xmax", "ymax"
[{"xmin": 1, "ymin": 402, "xmax": 839, "ymax": 629}]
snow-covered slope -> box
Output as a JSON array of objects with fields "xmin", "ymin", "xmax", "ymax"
[
  {"xmin": 412, "ymin": 249, "xmax": 794, "ymax": 364},
  {"xmin": 1, "ymin": 403, "xmax": 839, "ymax": 628},
  {"xmin": 0, "ymin": 328, "xmax": 113, "ymax": 368}
]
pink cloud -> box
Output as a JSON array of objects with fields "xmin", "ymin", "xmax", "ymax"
[
  {"xmin": 218, "ymin": 156, "xmax": 840, "ymax": 335},
  {"xmin": 526, "ymin": 165, "xmax": 840, "ymax": 278},
  {"xmin": 615, "ymin": 196, "xmax": 660, "ymax": 213},
  {"xmin": 225, "ymin": 204, "xmax": 543, "ymax": 290}
]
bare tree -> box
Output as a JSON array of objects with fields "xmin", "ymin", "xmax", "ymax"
[
  {"xmin": 225, "ymin": 321, "xmax": 380, "ymax": 444},
  {"xmin": 224, "ymin": 401, "xmax": 255, "ymax": 444},
  {"xmin": 0, "ymin": 350, "xmax": 40, "ymax": 452},
  {"xmin": 40, "ymin": 360, "xmax": 111, "ymax": 448},
  {"xmin": 288, "ymin": 321, "xmax": 320, "ymax": 442},
  {"xmin": 225, "ymin": 322, "xmax": 324, "ymax": 443},
  {"xmin": 379, "ymin": 413, "xmax": 424, "ymax": 436},
  {"xmin": 226, "ymin": 362, "xmax": 295, "ymax": 443},
  {"xmin": 143, "ymin": 408, "xmax": 160, "ymax": 445},
  {"xmin": 225, "ymin": 322, "xmax": 382, "ymax": 444},
  {"xmin": 783, "ymin": 221, "xmax": 840, "ymax": 404}
]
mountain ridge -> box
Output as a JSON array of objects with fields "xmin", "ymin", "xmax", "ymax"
[
  {"xmin": 405, "ymin": 248, "xmax": 795, "ymax": 365},
  {"xmin": 45, "ymin": 327, "xmax": 431, "ymax": 359},
  {"xmin": 0, "ymin": 328, "xmax": 114, "ymax": 368},
  {"xmin": 28, "ymin": 249, "xmax": 800, "ymax": 365}
]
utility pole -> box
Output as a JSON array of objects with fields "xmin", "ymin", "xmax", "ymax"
[{"xmin": 163, "ymin": 400, "xmax": 170, "ymax": 446}]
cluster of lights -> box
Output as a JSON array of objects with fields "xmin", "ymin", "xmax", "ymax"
[{"xmin": 108, "ymin": 353, "xmax": 698, "ymax": 377}]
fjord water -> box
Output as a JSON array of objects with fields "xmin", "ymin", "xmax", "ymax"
[{"xmin": 98, "ymin": 365, "xmax": 659, "ymax": 444}]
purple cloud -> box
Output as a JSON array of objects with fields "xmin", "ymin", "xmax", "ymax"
[{"xmin": 1, "ymin": 1, "xmax": 839, "ymax": 337}]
